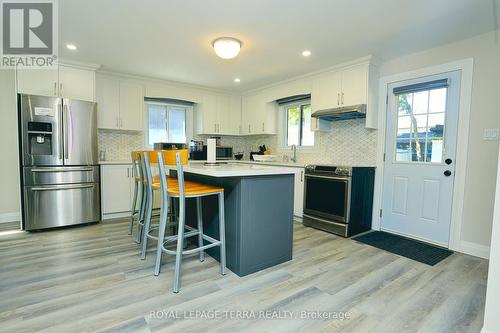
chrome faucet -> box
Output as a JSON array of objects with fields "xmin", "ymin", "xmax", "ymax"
[{"xmin": 291, "ymin": 144, "xmax": 297, "ymax": 163}]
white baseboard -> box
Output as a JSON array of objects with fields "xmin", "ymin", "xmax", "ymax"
[
  {"xmin": 481, "ymin": 327, "xmax": 496, "ymax": 333},
  {"xmin": 458, "ymin": 240, "xmax": 490, "ymax": 259},
  {"xmin": 102, "ymin": 211, "xmax": 130, "ymax": 220},
  {"xmin": 0, "ymin": 212, "xmax": 20, "ymax": 223}
]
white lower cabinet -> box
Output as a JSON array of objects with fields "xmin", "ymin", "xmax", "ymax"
[
  {"xmin": 101, "ymin": 164, "xmax": 134, "ymax": 217},
  {"xmin": 294, "ymin": 168, "xmax": 305, "ymax": 217}
]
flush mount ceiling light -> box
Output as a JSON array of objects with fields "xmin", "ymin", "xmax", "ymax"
[
  {"xmin": 212, "ymin": 37, "xmax": 241, "ymax": 59},
  {"xmin": 234, "ymin": 78, "xmax": 241, "ymax": 83},
  {"xmin": 66, "ymin": 44, "xmax": 77, "ymax": 51},
  {"xmin": 302, "ymin": 50, "xmax": 311, "ymax": 57}
]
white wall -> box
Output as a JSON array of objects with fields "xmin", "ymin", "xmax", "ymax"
[
  {"xmin": 0, "ymin": 70, "xmax": 20, "ymax": 222},
  {"xmin": 483, "ymin": 145, "xmax": 500, "ymax": 333},
  {"xmin": 379, "ymin": 30, "xmax": 500, "ymax": 251}
]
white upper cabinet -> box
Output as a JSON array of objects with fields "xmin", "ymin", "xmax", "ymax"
[
  {"xmin": 96, "ymin": 76, "xmax": 120, "ymax": 129},
  {"xmin": 218, "ymin": 94, "xmax": 241, "ymax": 135},
  {"xmin": 340, "ymin": 64, "xmax": 368, "ymax": 107},
  {"xmin": 241, "ymin": 93, "xmax": 276, "ymax": 135},
  {"xmin": 119, "ymin": 82, "xmax": 144, "ymax": 131},
  {"xmin": 196, "ymin": 92, "xmax": 241, "ymax": 135},
  {"xmin": 199, "ymin": 92, "xmax": 218, "ymax": 134},
  {"xmin": 58, "ymin": 65, "xmax": 95, "ymax": 102},
  {"xmin": 16, "ymin": 68, "xmax": 59, "ymax": 97},
  {"xmin": 311, "ymin": 71, "xmax": 342, "ymax": 111},
  {"xmin": 311, "ymin": 61, "xmax": 378, "ymax": 129},
  {"xmin": 16, "ymin": 64, "xmax": 95, "ymax": 102},
  {"xmin": 96, "ymin": 75, "xmax": 144, "ymax": 131}
]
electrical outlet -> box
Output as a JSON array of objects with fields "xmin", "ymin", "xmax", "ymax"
[{"xmin": 483, "ymin": 128, "xmax": 499, "ymax": 141}]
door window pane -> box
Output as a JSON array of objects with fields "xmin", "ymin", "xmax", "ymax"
[
  {"xmin": 429, "ymin": 88, "xmax": 447, "ymax": 113},
  {"xmin": 395, "ymin": 87, "xmax": 448, "ymax": 163},
  {"xmin": 412, "ymin": 91, "xmax": 429, "ymax": 115}
]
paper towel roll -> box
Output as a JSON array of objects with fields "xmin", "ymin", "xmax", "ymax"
[{"xmin": 207, "ymin": 138, "xmax": 216, "ymax": 163}]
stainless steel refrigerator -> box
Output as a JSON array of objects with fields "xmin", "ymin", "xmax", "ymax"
[{"xmin": 18, "ymin": 94, "xmax": 100, "ymax": 230}]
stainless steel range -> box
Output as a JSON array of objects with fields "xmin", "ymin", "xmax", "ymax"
[
  {"xmin": 18, "ymin": 94, "xmax": 100, "ymax": 231},
  {"xmin": 303, "ymin": 165, "xmax": 375, "ymax": 237}
]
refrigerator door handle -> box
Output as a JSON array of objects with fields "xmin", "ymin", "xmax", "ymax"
[
  {"xmin": 31, "ymin": 167, "xmax": 95, "ymax": 173},
  {"xmin": 31, "ymin": 184, "xmax": 95, "ymax": 191},
  {"xmin": 63, "ymin": 103, "xmax": 69, "ymax": 160},
  {"xmin": 58, "ymin": 101, "xmax": 64, "ymax": 160}
]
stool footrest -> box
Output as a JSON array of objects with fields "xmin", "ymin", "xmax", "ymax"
[{"xmin": 161, "ymin": 241, "xmax": 222, "ymax": 256}]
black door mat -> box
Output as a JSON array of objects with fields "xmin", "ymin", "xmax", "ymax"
[{"xmin": 352, "ymin": 231, "xmax": 453, "ymax": 266}]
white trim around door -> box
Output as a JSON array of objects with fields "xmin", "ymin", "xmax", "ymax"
[{"xmin": 371, "ymin": 58, "xmax": 477, "ymax": 256}]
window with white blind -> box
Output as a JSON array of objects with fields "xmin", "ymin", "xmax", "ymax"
[{"xmin": 145, "ymin": 101, "xmax": 188, "ymax": 147}]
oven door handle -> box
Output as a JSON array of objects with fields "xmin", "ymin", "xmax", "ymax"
[{"xmin": 304, "ymin": 174, "xmax": 350, "ymax": 181}]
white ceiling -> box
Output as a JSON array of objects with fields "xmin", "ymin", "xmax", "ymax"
[{"xmin": 59, "ymin": 0, "xmax": 499, "ymax": 91}]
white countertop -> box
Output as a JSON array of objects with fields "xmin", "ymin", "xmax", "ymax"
[
  {"xmin": 99, "ymin": 160, "xmax": 132, "ymax": 165},
  {"xmin": 232, "ymin": 160, "xmax": 306, "ymax": 168},
  {"xmin": 169, "ymin": 161, "xmax": 297, "ymax": 177}
]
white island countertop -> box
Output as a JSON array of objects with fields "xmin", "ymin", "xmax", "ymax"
[{"xmin": 169, "ymin": 161, "xmax": 297, "ymax": 177}]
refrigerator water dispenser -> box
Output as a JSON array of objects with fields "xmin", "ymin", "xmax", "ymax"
[{"xmin": 27, "ymin": 122, "xmax": 52, "ymax": 156}]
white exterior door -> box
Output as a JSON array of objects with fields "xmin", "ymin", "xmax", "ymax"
[{"xmin": 381, "ymin": 71, "xmax": 461, "ymax": 246}]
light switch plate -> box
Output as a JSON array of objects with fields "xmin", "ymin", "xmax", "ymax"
[{"xmin": 483, "ymin": 128, "xmax": 500, "ymax": 141}]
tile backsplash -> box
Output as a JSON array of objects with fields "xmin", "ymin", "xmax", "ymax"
[
  {"xmin": 200, "ymin": 119, "xmax": 378, "ymax": 166},
  {"xmin": 99, "ymin": 119, "xmax": 377, "ymax": 166},
  {"xmin": 98, "ymin": 130, "xmax": 144, "ymax": 161}
]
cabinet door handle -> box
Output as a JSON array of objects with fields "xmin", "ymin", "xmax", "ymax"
[
  {"xmin": 262, "ymin": 122, "xmax": 264, "ymax": 132},
  {"xmin": 301, "ymin": 171, "xmax": 303, "ymax": 182},
  {"xmin": 217, "ymin": 124, "xmax": 220, "ymax": 133},
  {"xmin": 337, "ymin": 93, "xmax": 340, "ymax": 106},
  {"xmin": 248, "ymin": 124, "xmax": 251, "ymax": 133},
  {"xmin": 59, "ymin": 83, "xmax": 63, "ymax": 96},
  {"xmin": 341, "ymin": 92, "xmax": 344, "ymax": 105},
  {"xmin": 120, "ymin": 118, "xmax": 123, "ymax": 128},
  {"xmin": 54, "ymin": 82, "xmax": 57, "ymax": 96}
]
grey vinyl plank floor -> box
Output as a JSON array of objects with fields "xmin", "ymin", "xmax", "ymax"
[{"xmin": 0, "ymin": 218, "xmax": 487, "ymax": 333}]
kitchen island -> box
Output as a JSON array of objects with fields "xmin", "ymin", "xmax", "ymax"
[{"xmin": 169, "ymin": 162, "xmax": 295, "ymax": 277}]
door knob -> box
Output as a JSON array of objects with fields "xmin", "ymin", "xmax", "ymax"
[
  {"xmin": 444, "ymin": 170, "xmax": 452, "ymax": 177},
  {"xmin": 445, "ymin": 158, "xmax": 453, "ymax": 165}
]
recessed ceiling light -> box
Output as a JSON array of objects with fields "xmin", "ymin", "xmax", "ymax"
[
  {"xmin": 66, "ymin": 44, "xmax": 77, "ymax": 51},
  {"xmin": 302, "ymin": 50, "xmax": 311, "ymax": 57},
  {"xmin": 212, "ymin": 37, "xmax": 241, "ymax": 59},
  {"xmin": 234, "ymin": 78, "xmax": 241, "ymax": 83}
]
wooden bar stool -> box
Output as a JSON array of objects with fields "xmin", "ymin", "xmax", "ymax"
[{"xmin": 155, "ymin": 151, "xmax": 226, "ymax": 293}]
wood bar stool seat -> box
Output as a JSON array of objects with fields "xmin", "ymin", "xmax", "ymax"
[{"xmin": 151, "ymin": 180, "xmax": 223, "ymax": 196}]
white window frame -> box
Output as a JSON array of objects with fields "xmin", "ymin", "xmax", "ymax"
[
  {"xmin": 144, "ymin": 101, "xmax": 192, "ymax": 148},
  {"xmin": 279, "ymin": 99, "xmax": 317, "ymax": 151}
]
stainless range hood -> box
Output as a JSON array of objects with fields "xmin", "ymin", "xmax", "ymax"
[{"xmin": 311, "ymin": 104, "xmax": 366, "ymax": 121}]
